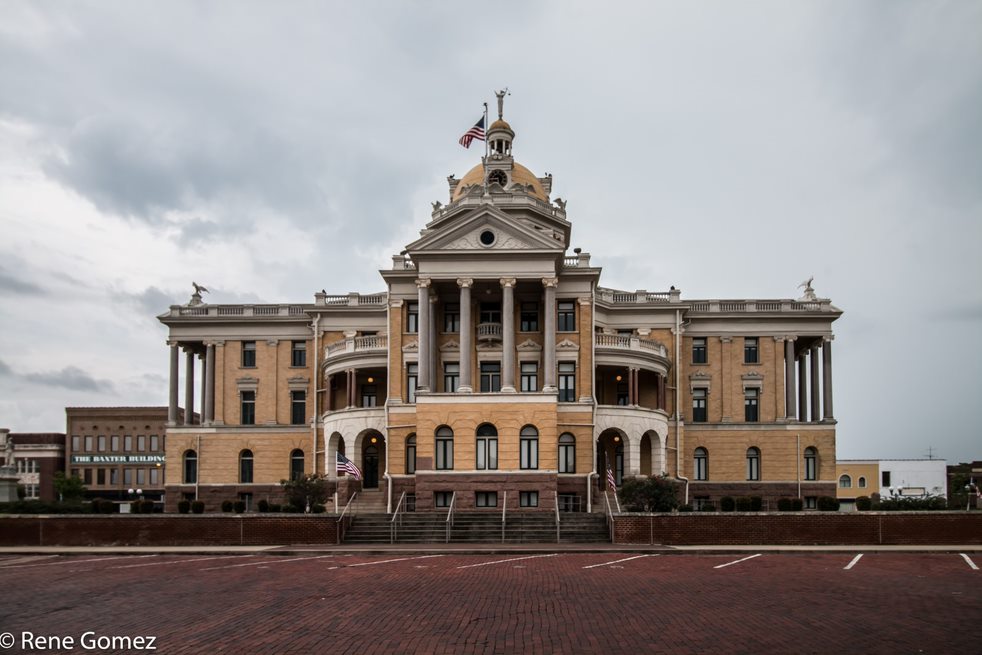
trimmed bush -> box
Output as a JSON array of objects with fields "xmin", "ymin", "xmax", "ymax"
[
  {"xmin": 698, "ymin": 503, "xmax": 716, "ymax": 512},
  {"xmin": 257, "ymin": 499, "xmax": 270, "ymax": 513},
  {"xmin": 720, "ymin": 496, "xmax": 735, "ymax": 512},
  {"xmin": 311, "ymin": 504, "xmax": 326, "ymax": 514},
  {"xmin": 177, "ymin": 500, "xmax": 191, "ymax": 514},
  {"xmin": 777, "ymin": 497, "xmax": 794, "ymax": 512},
  {"xmin": 855, "ymin": 496, "xmax": 872, "ymax": 511},
  {"xmin": 792, "ymin": 498, "xmax": 804, "ymax": 511},
  {"xmin": 735, "ymin": 496, "xmax": 752, "ymax": 512},
  {"xmin": 749, "ymin": 496, "xmax": 763, "ymax": 512},
  {"xmin": 233, "ymin": 501, "xmax": 246, "ymax": 513},
  {"xmin": 677, "ymin": 504, "xmax": 693, "ymax": 512},
  {"xmin": 269, "ymin": 503, "xmax": 282, "ymax": 513},
  {"xmin": 282, "ymin": 504, "xmax": 301, "ymax": 513},
  {"xmin": 138, "ymin": 500, "xmax": 155, "ymax": 514},
  {"xmin": 221, "ymin": 500, "xmax": 234, "ymax": 513},
  {"xmin": 191, "ymin": 500, "xmax": 205, "ymax": 514},
  {"xmin": 817, "ymin": 496, "xmax": 840, "ymax": 512}
]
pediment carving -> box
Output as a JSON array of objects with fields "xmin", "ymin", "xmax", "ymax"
[
  {"xmin": 517, "ymin": 339, "xmax": 542, "ymax": 351},
  {"xmin": 402, "ymin": 340, "xmax": 419, "ymax": 353},
  {"xmin": 440, "ymin": 339, "xmax": 460, "ymax": 352},
  {"xmin": 556, "ymin": 339, "xmax": 579, "ymax": 351}
]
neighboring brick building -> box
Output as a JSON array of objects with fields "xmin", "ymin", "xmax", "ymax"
[
  {"xmin": 65, "ymin": 407, "xmax": 188, "ymax": 502},
  {"xmin": 0, "ymin": 428, "xmax": 65, "ymax": 502},
  {"xmin": 158, "ymin": 99, "xmax": 842, "ymax": 512}
]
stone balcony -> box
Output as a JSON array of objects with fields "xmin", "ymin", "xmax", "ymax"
[
  {"xmin": 477, "ymin": 322, "xmax": 502, "ymax": 342},
  {"xmin": 687, "ymin": 299, "xmax": 836, "ymax": 313},
  {"xmin": 323, "ymin": 335, "xmax": 388, "ymax": 376},
  {"xmin": 594, "ymin": 333, "xmax": 671, "ymax": 371},
  {"xmin": 325, "ymin": 335, "xmax": 388, "ymax": 360}
]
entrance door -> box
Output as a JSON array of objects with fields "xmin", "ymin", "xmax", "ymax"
[{"xmin": 364, "ymin": 445, "xmax": 379, "ymax": 488}]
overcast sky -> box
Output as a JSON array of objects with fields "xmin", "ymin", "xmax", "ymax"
[{"xmin": 1, "ymin": 1, "xmax": 979, "ymax": 463}]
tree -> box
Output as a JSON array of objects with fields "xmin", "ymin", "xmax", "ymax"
[
  {"xmin": 53, "ymin": 471, "xmax": 86, "ymax": 501},
  {"xmin": 280, "ymin": 474, "xmax": 330, "ymax": 512},
  {"xmin": 618, "ymin": 474, "xmax": 681, "ymax": 512}
]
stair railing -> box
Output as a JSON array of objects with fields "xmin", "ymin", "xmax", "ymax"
[
  {"xmin": 337, "ymin": 491, "xmax": 358, "ymax": 543},
  {"xmin": 501, "ymin": 490, "xmax": 507, "ymax": 543},
  {"xmin": 555, "ymin": 493, "xmax": 561, "ymax": 543},
  {"xmin": 604, "ymin": 491, "xmax": 615, "ymax": 543},
  {"xmin": 444, "ymin": 491, "xmax": 457, "ymax": 543},
  {"xmin": 390, "ymin": 491, "xmax": 407, "ymax": 544}
]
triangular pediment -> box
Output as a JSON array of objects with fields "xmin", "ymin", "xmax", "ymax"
[{"xmin": 406, "ymin": 206, "xmax": 564, "ymax": 255}]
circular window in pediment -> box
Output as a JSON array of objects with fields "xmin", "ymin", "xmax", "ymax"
[{"xmin": 479, "ymin": 230, "xmax": 496, "ymax": 246}]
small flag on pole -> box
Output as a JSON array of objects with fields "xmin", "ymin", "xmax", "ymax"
[
  {"xmin": 337, "ymin": 452, "xmax": 362, "ymax": 480},
  {"xmin": 606, "ymin": 466, "xmax": 617, "ymax": 491},
  {"xmin": 458, "ymin": 116, "xmax": 485, "ymax": 149}
]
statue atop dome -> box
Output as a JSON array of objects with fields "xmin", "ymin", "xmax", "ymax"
[{"xmin": 495, "ymin": 88, "xmax": 510, "ymax": 120}]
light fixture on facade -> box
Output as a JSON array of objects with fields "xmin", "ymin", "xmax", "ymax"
[
  {"xmin": 615, "ymin": 375, "xmax": 622, "ymax": 382},
  {"xmin": 370, "ymin": 436, "xmax": 378, "ymax": 444},
  {"xmin": 367, "ymin": 377, "xmax": 374, "ymax": 383},
  {"xmin": 613, "ymin": 435, "xmax": 620, "ymax": 443}
]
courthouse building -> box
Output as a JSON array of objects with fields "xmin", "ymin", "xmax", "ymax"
[{"xmin": 158, "ymin": 103, "xmax": 842, "ymax": 512}]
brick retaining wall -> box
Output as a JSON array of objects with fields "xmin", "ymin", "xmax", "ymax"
[
  {"xmin": 612, "ymin": 512, "xmax": 982, "ymax": 545},
  {"xmin": 0, "ymin": 515, "xmax": 339, "ymax": 547}
]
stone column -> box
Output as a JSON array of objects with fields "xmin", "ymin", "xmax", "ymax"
[
  {"xmin": 457, "ymin": 279, "xmax": 473, "ymax": 392},
  {"xmin": 500, "ymin": 278, "xmax": 517, "ymax": 392},
  {"xmin": 168, "ymin": 342, "xmax": 179, "ymax": 425},
  {"xmin": 184, "ymin": 349, "xmax": 195, "ymax": 426},
  {"xmin": 204, "ymin": 343, "xmax": 216, "ymax": 424},
  {"xmin": 797, "ymin": 353, "xmax": 808, "ymax": 422},
  {"xmin": 810, "ymin": 343, "xmax": 821, "ymax": 422},
  {"xmin": 720, "ymin": 336, "xmax": 731, "ymax": 422},
  {"xmin": 784, "ymin": 338, "xmax": 796, "ymax": 420},
  {"xmin": 326, "ymin": 374, "xmax": 334, "ymax": 411},
  {"xmin": 346, "ymin": 369, "xmax": 354, "ymax": 408},
  {"xmin": 416, "ymin": 278, "xmax": 431, "ymax": 392},
  {"xmin": 199, "ymin": 352, "xmax": 207, "ymax": 426},
  {"xmin": 429, "ymin": 295, "xmax": 438, "ymax": 390},
  {"xmin": 542, "ymin": 277, "xmax": 558, "ymax": 391},
  {"xmin": 822, "ymin": 337, "xmax": 834, "ymax": 421}
]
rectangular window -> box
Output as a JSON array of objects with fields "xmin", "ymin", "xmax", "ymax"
[
  {"xmin": 83, "ymin": 468, "xmax": 92, "ymax": 485},
  {"xmin": 71, "ymin": 435, "xmax": 80, "ymax": 451},
  {"xmin": 97, "ymin": 469, "xmax": 105, "ymax": 485},
  {"xmin": 291, "ymin": 341, "xmax": 307, "ymax": 367},
  {"xmin": 520, "ymin": 302, "xmax": 539, "ymax": 331},
  {"xmin": 150, "ymin": 435, "xmax": 159, "ymax": 452},
  {"xmin": 557, "ymin": 301, "xmax": 576, "ymax": 332},
  {"xmin": 559, "ymin": 441, "xmax": 575, "ymax": 474},
  {"xmin": 150, "ymin": 468, "xmax": 159, "ymax": 485},
  {"xmin": 407, "ymin": 363, "xmax": 418, "ymax": 403},
  {"xmin": 558, "ymin": 362, "xmax": 576, "ymax": 402},
  {"xmin": 137, "ymin": 469, "xmax": 146, "ymax": 485},
  {"xmin": 475, "ymin": 492, "xmax": 498, "ymax": 508},
  {"xmin": 361, "ymin": 385, "xmax": 377, "ymax": 407},
  {"xmin": 881, "ymin": 471, "xmax": 891, "ymax": 487},
  {"xmin": 520, "ymin": 491, "xmax": 539, "ymax": 508},
  {"xmin": 692, "ymin": 388, "xmax": 708, "ymax": 422},
  {"xmin": 476, "ymin": 436, "xmax": 498, "ymax": 470},
  {"xmin": 242, "ymin": 341, "xmax": 256, "ymax": 368},
  {"xmin": 84, "ymin": 436, "xmax": 93, "ymax": 452},
  {"xmin": 480, "ymin": 361, "xmax": 501, "ymax": 393},
  {"xmin": 520, "ymin": 362, "xmax": 538, "ymax": 392},
  {"xmin": 443, "ymin": 362, "xmax": 459, "ymax": 393},
  {"xmin": 137, "ymin": 435, "xmax": 146, "ymax": 452},
  {"xmin": 434, "ymin": 491, "xmax": 453, "ymax": 508},
  {"xmin": 435, "ymin": 435, "xmax": 454, "ymax": 470},
  {"xmin": 444, "ymin": 303, "xmax": 460, "ymax": 332},
  {"xmin": 692, "ymin": 337, "xmax": 707, "ymax": 364},
  {"xmin": 479, "ymin": 302, "xmax": 501, "ymax": 324},
  {"xmin": 291, "ymin": 390, "xmax": 307, "ymax": 424},
  {"xmin": 123, "ymin": 469, "xmax": 132, "ymax": 485},
  {"xmin": 407, "ymin": 302, "xmax": 419, "ymax": 333},
  {"xmin": 98, "ymin": 435, "xmax": 106, "ymax": 452},
  {"xmin": 241, "ymin": 390, "xmax": 256, "ymax": 425},
  {"xmin": 111, "ymin": 435, "xmax": 120, "ymax": 452},
  {"xmin": 804, "ymin": 497, "xmax": 817, "ymax": 510},
  {"xmin": 124, "ymin": 435, "xmax": 133, "ymax": 451},
  {"xmin": 110, "ymin": 469, "xmax": 119, "ymax": 485},
  {"xmin": 520, "ymin": 436, "xmax": 539, "ymax": 470},
  {"xmin": 744, "ymin": 388, "xmax": 759, "ymax": 422},
  {"xmin": 25, "ymin": 484, "xmax": 38, "ymax": 499},
  {"xmin": 744, "ymin": 337, "xmax": 759, "ymax": 364}
]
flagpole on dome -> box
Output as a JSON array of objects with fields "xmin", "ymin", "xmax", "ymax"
[{"xmin": 483, "ymin": 100, "xmax": 489, "ymax": 193}]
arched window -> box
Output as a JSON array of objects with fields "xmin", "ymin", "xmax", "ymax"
[
  {"xmin": 558, "ymin": 433, "xmax": 576, "ymax": 473},
  {"xmin": 520, "ymin": 426, "xmax": 539, "ymax": 470},
  {"xmin": 694, "ymin": 447, "xmax": 708, "ymax": 481},
  {"xmin": 290, "ymin": 449, "xmax": 304, "ymax": 481},
  {"xmin": 183, "ymin": 450, "xmax": 197, "ymax": 484},
  {"xmin": 476, "ymin": 424, "xmax": 498, "ymax": 470},
  {"xmin": 405, "ymin": 434, "xmax": 417, "ymax": 475},
  {"xmin": 746, "ymin": 447, "xmax": 760, "ymax": 481},
  {"xmin": 839, "ymin": 474, "xmax": 852, "ymax": 488},
  {"xmin": 240, "ymin": 449, "xmax": 254, "ymax": 483},
  {"xmin": 858, "ymin": 476, "xmax": 867, "ymax": 488},
  {"xmin": 804, "ymin": 447, "xmax": 817, "ymax": 481},
  {"xmin": 435, "ymin": 427, "xmax": 454, "ymax": 470}
]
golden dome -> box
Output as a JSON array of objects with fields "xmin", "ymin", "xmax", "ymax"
[
  {"xmin": 451, "ymin": 162, "xmax": 548, "ymax": 203},
  {"xmin": 488, "ymin": 119, "xmax": 513, "ymax": 132}
]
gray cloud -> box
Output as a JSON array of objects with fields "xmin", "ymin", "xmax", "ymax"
[
  {"xmin": 22, "ymin": 366, "xmax": 115, "ymax": 393},
  {"xmin": 0, "ymin": 265, "xmax": 45, "ymax": 295}
]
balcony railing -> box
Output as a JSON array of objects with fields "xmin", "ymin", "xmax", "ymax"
[
  {"xmin": 325, "ymin": 335, "xmax": 388, "ymax": 359},
  {"xmin": 171, "ymin": 304, "xmax": 307, "ymax": 318},
  {"xmin": 687, "ymin": 299, "xmax": 834, "ymax": 313},
  {"xmin": 477, "ymin": 322, "xmax": 502, "ymax": 341},
  {"xmin": 595, "ymin": 333, "xmax": 667, "ymax": 357},
  {"xmin": 596, "ymin": 287, "xmax": 680, "ymax": 304}
]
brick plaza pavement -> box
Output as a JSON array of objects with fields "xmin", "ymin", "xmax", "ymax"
[{"xmin": 0, "ymin": 552, "xmax": 979, "ymax": 654}]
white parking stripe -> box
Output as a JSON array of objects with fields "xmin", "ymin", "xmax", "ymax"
[
  {"xmin": 582, "ymin": 554, "xmax": 655, "ymax": 569},
  {"xmin": 844, "ymin": 554, "xmax": 863, "ymax": 570},
  {"xmin": 457, "ymin": 554, "xmax": 558, "ymax": 569},
  {"xmin": 200, "ymin": 554, "xmax": 333, "ymax": 571},
  {"xmin": 0, "ymin": 555, "xmax": 59, "ymax": 567},
  {"xmin": 960, "ymin": 553, "xmax": 979, "ymax": 570},
  {"xmin": 113, "ymin": 555, "xmax": 250, "ymax": 569},
  {"xmin": 347, "ymin": 555, "xmax": 444, "ymax": 568},
  {"xmin": 713, "ymin": 553, "xmax": 761, "ymax": 569}
]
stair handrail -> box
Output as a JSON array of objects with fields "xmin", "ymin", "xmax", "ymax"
[
  {"xmin": 390, "ymin": 490, "xmax": 407, "ymax": 544},
  {"xmin": 445, "ymin": 491, "xmax": 457, "ymax": 543},
  {"xmin": 604, "ymin": 491, "xmax": 615, "ymax": 543},
  {"xmin": 554, "ymin": 493, "xmax": 561, "ymax": 543},
  {"xmin": 337, "ymin": 490, "xmax": 358, "ymax": 543},
  {"xmin": 501, "ymin": 490, "xmax": 507, "ymax": 543}
]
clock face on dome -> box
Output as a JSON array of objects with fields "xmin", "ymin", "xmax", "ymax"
[{"xmin": 487, "ymin": 170, "xmax": 507, "ymax": 187}]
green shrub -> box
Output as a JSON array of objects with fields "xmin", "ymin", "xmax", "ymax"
[
  {"xmin": 618, "ymin": 475, "xmax": 681, "ymax": 512},
  {"xmin": 311, "ymin": 504, "xmax": 326, "ymax": 514},
  {"xmin": 792, "ymin": 498, "xmax": 804, "ymax": 511},
  {"xmin": 269, "ymin": 503, "xmax": 282, "ymax": 512},
  {"xmin": 735, "ymin": 496, "xmax": 752, "ymax": 512},
  {"xmin": 142, "ymin": 500, "xmax": 156, "ymax": 514},
  {"xmin": 233, "ymin": 501, "xmax": 246, "ymax": 513},
  {"xmin": 720, "ymin": 496, "xmax": 735, "ymax": 512},
  {"xmin": 177, "ymin": 500, "xmax": 191, "ymax": 514},
  {"xmin": 777, "ymin": 497, "xmax": 794, "ymax": 512},
  {"xmin": 191, "ymin": 500, "xmax": 205, "ymax": 514},
  {"xmin": 855, "ymin": 496, "xmax": 872, "ymax": 511},
  {"xmin": 1, "ymin": 500, "xmax": 87, "ymax": 514},
  {"xmin": 282, "ymin": 504, "xmax": 301, "ymax": 513},
  {"xmin": 749, "ymin": 496, "xmax": 763, "ymax": 512},
  {"xmin": 257, "ymin": 499, "xmax": 270, "ymax": 513},
  {"xmin": 677, "ymin": 504, "xmax": 693, "ymax": 512},
  {"xmin": 221, "ymin": 500, "xmax": 234, "ymax": 513},
  {"xmin": 817, "ymin": 496, "xmax": 840, "ymax": 511},
  {"xmin": 698, "ymin": 503, "xmax": 716, "ymax": 512}
]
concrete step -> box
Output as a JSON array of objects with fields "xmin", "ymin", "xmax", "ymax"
[{"xmin": 342, "ymin": 511, "xmax": 609, "ymax": 544}]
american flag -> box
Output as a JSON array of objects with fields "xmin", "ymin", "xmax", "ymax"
[
  {"xmin": 458, "ymin": 116, "xmax": 485, "ymax": 149},
  {"xmin": 606, "ymin": 466, "xmax": 617, "ymax": 490},
  {"xmin": 337, "ymin": 452, "xmax": 362, "ymax": 480}
]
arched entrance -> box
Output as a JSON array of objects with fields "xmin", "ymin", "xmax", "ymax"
[
  {"xmin": 360, "ymin": 430, "xmax": 385, "ymax": 489},
  {"xmin": 597, "ymin": 429, "xmax": 628, "ymax": 490}
]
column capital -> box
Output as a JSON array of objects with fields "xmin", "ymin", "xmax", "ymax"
[
  {"xmin": 266, "ymin": 339, "xmax": 279, "ymax": 346},
  {"xmin": 823, "ymin": 334, "xmax": 835, "ymax": 343},
  {"xmin": 456, "ymin": 277, "xmax": 473, "ymax": 289},
  {"xmin": 720, "ymin": 336, "xmax": 732, "ymax": 344},
  {"xmin": 577, "ymin": 296, "xmax": 591, "ymax": 306},
  {"xmin": 785, "ymin": 335, "xmax": 797, "ymax": 342},
  {"xmin": 772, "ymin": 335, "xmax": 785, "ymax": 342},
  {"xmin": 389, "ymin": 299, "xmax": 404, "ymax": 308},
  {"xmin": 429, "ymin": 295, "xmax": 439, "ymax": 304},
  {"xmin": 499, "ymin": 277, "xmax": 517, "ymax": 288},
  {"xmin": 167, "ymin": 340, "xmax": 179, "ymax": 347},
  {"xmin": 415, "ymin": 277, "xmax": 432, "ymax": 289},
  {"xmin": 541, "ymin": 277, "xmax": 559, "ymax": 288}
]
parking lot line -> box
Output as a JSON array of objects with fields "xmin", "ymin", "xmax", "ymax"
[
  {"xmin": 113, "ymin": 555, "xmax": 250, "ymax": 569},
  {"xmin": 844, "ymin": 554, "xmax": 863, "ymax": 570},
  {"xmin": 0, "ymin": 555, "xmax": 59, "ymax": 567},
  {"xmin": 582, "ymin": 554, "xmax": 655, "ymax": 569},
  {"xmin": 347, "ymin": 555, "xmax": 444, "ymax": 568},
  {"xmin": 713, "ymin": 553, "xmax": 761, "ymax": 569},
  {"xmin": 200, "ymin": 554, "xmax": 334, "ymax": 571},
  {"xmin": 0, "ymin": 554, "xmax": 154, "ymax": 570},
  {"xmin": 960, "ymin": 553, "xmax": 979, "ymax": 570},
  {"xmin": 456, "ymin": 554, "xmax": 559, "ymax": 569}
]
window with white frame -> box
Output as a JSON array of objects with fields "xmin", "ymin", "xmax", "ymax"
[
  {"xmin": 520, "ymin": 426, "xmax": 539, "ymax": 470},
  {"xmin": 444, "ymin": 362, "xmax": 459, "ymax": 393},
  {"xmin": 407, "ymin": 363, "xmax": 418, "ymax": 403},
  {"xmin": 476, "ymin": 424, "xmax": 498, "ymax": 470},
  {"xmin": 694, "ymin": 447, "xmax": 708, "ymax": 481},
  {"xmin": 520, "ymin": 491, "xmax": 539, "ymax": 507},
  {"xmin": 435, "ymin": 427, "xmax": 454, "ymax": 470},
  {"xmin": 558, "ymin": 362, "xmax": 576, "ymax": 402},
  {"xmin": 804, "ymin": 447, "xmax": 817, "ymax": 481},
  {"xmin": 520, "ymin": 362, "xmax": 538, "ymax": 392},
  {"xmin": 746, "ymin": 447, "xmax": 760, "ymax": 481},
  {"xmin": 558, "ymin": 433, "xmax": 576, "ymax": 473}
]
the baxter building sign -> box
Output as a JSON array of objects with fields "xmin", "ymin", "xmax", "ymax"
[{"xmin": 70, "ymin": 455, "xmax": 166, "ymax": 464}]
